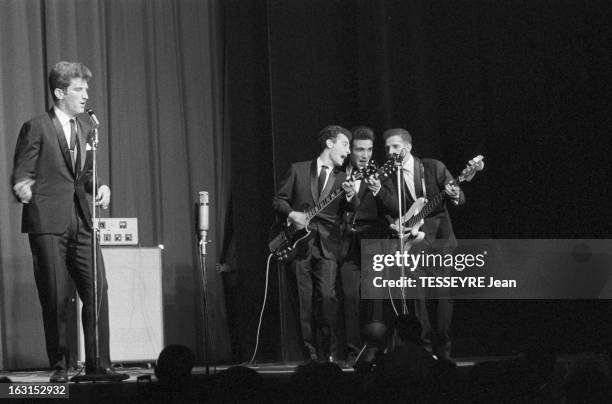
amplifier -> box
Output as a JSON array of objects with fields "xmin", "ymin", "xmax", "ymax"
[{"xmin": 78, "ymin": 246, "xmax": 164, "ymax": 363}]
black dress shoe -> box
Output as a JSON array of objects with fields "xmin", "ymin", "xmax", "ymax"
[
  {"xmin": 73, "ymin": 367, "xmax": 129, "ymax": 382},
  {"xmin": 50, "ymin": 368, "xmax": 68, "ymax": 383}
]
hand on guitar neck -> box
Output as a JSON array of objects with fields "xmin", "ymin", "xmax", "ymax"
[{"xmin": 444, "ymin": 183, "xmax": 461, "ymax": 205}]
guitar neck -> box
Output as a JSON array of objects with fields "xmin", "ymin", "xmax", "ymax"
[
  {"xmin": 405, "ymin": 176, "xmax": 461, "ymax": 228},
  {"xmin": 304, "ymin": 160, "xmax": 396, "ymax": 224},
  {"xmin": 305, "ymin": 187, "xmax": 346, "ymax": 222}
]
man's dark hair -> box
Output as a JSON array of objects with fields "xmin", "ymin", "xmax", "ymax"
[
  {"xmin": 350, "ymin": 126, "xmax": 375, "ymax": 146},
  {"xmin": 318, "ymin": 125, "xmax": 352, "ymax": 151},
  {"xmin": 48, "ymin": 61, "xmax": 92, "ymax": 101},
  {"xmin": 383, "ymin": 128, "xmax": 412, "ymax": 144}
]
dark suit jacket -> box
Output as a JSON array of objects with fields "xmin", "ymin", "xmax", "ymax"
[
  {"xmin": 376, "ymin": 158, "xmax": 465, "ymax": 250},
  {"xmin": 340, "ymin": 172, "xmax": 391, "ymax": 263},
  {"xmin": 12, "ymin": 109, "xmax": 100, "ymax": 233},
  {"xmin": 273, "ymin": 159, "xmax": 354, "ymax": 259}
]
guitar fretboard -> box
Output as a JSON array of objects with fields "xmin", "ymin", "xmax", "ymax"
[
  {"xmin": 305, "ymin": 188, "xmax": 346, "ymax": 222},
  {"xmin": 405, "ymin": 191, "xmax": 447, "ymax": 228},
  {"xmin": 304, "ymin": 161, "xmax": 395, "ymax": 223}
]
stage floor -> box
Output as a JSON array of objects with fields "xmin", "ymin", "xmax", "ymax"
[
  {"xmin": 0, "ymin": 356, "xmax": 515, "ymax": 384},
  {"xmin": 1, "ymin": 354, "xmax": 601, "ymax": 403}
]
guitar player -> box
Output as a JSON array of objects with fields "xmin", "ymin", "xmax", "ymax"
[
  {"xmin": 377, "ymin": 128, "xmax": 465, "ymax": 361},
  {"xmin": 272, "ymin": 125, "xmax": 356, "ymax": 362}
]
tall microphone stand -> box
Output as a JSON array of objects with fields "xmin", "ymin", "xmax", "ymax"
[
  {"xmin": 73, "ymin": 114, "xmax": 127, "ymax": 382},
  {"xmin": 394, "ymin": 153, "xmax": 409, "ymax": 315},
  {"xmin": 198, "ymin": 192, "xmax": 211, "ymax": 376}
]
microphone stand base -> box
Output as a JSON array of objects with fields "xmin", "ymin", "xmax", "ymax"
[{"xmin": 71, "ymin": 367, "xmax": 129, "ymax": 383}]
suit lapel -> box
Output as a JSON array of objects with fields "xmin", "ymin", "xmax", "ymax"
[
  {"xmin": 76, "ymin": 118, "xmax": 88, "ymax": 175},
  {"xmin": 310, "ymin": 159, "xmax": 319, "ymax": 204},
  {"xmin": 48, "ymin": 109, "xmax": 76, "ymax": 176}
]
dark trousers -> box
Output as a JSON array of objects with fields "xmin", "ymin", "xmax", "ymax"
[
  {"xmin": 413, "ymin": 233, "xmax": 454, "ymax": 359},
  {"xmin": 338, "ymin": 259, "xmax": 362, "ymax": 354},
  {"xmin": 293, "ymin": 236, "xmax": 338, "ymax": 358},
  {"xmin": 28, "ymin": 205, "xmax": 110, "ymax": 370},
  {"xmin": 414, "ymin": 297, "xmax": 453, "ymax": 359}
]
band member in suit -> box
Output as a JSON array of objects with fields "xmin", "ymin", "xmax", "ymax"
[
  {"xmin": 337, "ymin": 126, "xmax": 391, "ymax": 362},
  {"xmin": 273, "ymin": 125, "xmax": 356, "ymax": 361},
  {"xmin": 377, "ymin": 128, "xmax": 465, "ymax": 360},
  {"xmin": 12, "ymin": 61, "xmax": 121, "ymax": 382}
]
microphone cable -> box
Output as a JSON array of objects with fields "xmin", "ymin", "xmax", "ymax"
[{"xmin": 248, "ymin": 253, "xmax": 274, "ymax": 364}]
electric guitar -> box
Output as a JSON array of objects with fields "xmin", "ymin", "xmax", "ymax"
[
  {"xmin": 269, "ymin": 158, "xmax": 398, "ymax": 261},
  {"xmin": 391, "ymin": 155, "xmax": 485, "ymax": 245}
]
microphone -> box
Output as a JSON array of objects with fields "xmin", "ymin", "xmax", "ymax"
[
  {"xmin": 199, "ymin": 190, "xmax": 209, "ymax": 230},
  {"xmin": 86, "ymin": 108, "xmax": 100, "ymax": 127},
  {"xmin": 198, "ymin": 191, "xmax": 209, "ymax": 255},
  {"xmin": 389, "ymin": 148, "xmax": 407, "ymax": 165}
]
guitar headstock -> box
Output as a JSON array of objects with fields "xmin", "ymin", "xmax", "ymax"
[
  {"xmin": 457, "ymin": 155, "xmax": 485, "ymax": 183},
  {"xmin": 353, "ymin": 157, "xmax": 399, "ymax": 182},
  {"xmin": 377, "ymin": 157, "xmax": 398, "ymax": 179},
  {"xmin": 353, "ymin": 162, "xmax": 378, "ymax": 181}
]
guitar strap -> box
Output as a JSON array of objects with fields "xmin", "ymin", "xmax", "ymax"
[{"xmin": 420, "ymin": 160, "xmax": 426, "ymax": 200}]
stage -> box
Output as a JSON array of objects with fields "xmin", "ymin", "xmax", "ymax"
[
  {"xmin": 0, "ymin": 357, "xmax": 498, "ymax": 401},
  {"xmin": 1, "ymin": 353, "xmax": 601, "ymax": 402}
]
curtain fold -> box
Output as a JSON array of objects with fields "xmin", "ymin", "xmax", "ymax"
[{"xmin": 0, "ymin": 0, "xmax": 230, "ymax": 370}]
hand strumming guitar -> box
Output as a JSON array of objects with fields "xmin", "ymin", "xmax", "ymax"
[{"xmin": 288, "ymin": 211, "xmax": 309, "ymax": 230}]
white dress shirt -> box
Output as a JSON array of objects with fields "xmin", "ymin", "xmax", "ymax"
[{"xmin": 54, "ymin": 107, "xmax": 76, "ymax": 147}]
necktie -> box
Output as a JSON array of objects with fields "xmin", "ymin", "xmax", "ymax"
[
  {"xmin": 318, "ymin": 165, "xmax": 328, "ymax": 196},
  {"xmin": 403, "ymin": 167, "xmax": 417, "ymax": 200},
  {"xmin": 69, "ymin": 119, "xmax": 77, "ymax": 170}
]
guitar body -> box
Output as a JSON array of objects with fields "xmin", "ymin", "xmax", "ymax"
[{"xmin": 268, "ymin": 220, "xmax": 312, "ymax": 261}]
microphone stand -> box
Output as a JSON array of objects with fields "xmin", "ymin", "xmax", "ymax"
[
  {"xmin": 73, "ymin": 117, "xmax": 127, "ymax": 382},
  {"xmin": 197, "ymin": 195, "xmax": 211, "ymax": 376},
  {"xmin": 198, "ymin": 233, "xmax": 211, "ymax": 376},
  {"xmin": 395, "ymin": 153, "xmax": 409, "ymax": 315}
]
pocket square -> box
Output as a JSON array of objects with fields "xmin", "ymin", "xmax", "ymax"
[{"xmin": 86, "ymin": 143, "xmax": 93, "ymax": 151}]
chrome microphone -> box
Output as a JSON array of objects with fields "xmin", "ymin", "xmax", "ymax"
[
  {"xmin": 198, "ymin": 192, "xmax": 210, "ymax": 254},
  {"xmin": 86, "ymin": 108, "xmax": 100, "ymax": 127}
]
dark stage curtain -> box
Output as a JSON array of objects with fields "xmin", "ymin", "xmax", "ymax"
[{"xmin": 0, "ymin": 0, "xmax": 231, "ymax": 369}]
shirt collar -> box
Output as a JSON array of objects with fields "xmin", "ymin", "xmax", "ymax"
[
  {"xmin": 317, "ymin": 157, "xmax": 332, "ymax": 173},
  {"xmin": 54, "ymin": 106, "xmax": 74, "ymax": 126},
  {"xmin": 402, "ymin": 153, "xmax": 414, "ymax": 172}
]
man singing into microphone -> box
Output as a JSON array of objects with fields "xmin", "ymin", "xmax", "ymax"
[{"xmin": 12, "ymin": 61, "xmax": 122, "ymax": 382}]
